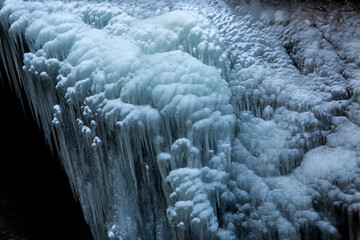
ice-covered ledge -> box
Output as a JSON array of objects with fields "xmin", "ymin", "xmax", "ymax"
[{"xmin": 1, "ymin": 0, "xmax": 359, "ymax": 239}]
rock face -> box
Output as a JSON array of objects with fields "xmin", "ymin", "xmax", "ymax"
[{"xmin": 0, "ymin": 0, "xmax": 360, "ymax": 240}]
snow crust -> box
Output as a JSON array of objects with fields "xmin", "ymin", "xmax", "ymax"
[{"xmin": 1, "ymin": 0, "xmax": 360, "ymax": 239}]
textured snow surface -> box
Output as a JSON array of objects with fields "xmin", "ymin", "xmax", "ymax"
[{"xmin": 1, "ymin": 0, "xmax": 360, "ymax": 239}]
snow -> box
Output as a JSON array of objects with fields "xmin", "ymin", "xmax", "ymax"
[{"xmin": 1, "ymin": 0, "xmax": 360, "ymax": 239}]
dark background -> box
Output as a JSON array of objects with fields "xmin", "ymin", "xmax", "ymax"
[{"xmin": 0, "ymin": 69, "xmax": 93, "ymax": 240}]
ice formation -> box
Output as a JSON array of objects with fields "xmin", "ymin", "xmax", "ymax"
[{"xmin": 0, "ymin": 0, "xmax": 359, "ymax": 239}]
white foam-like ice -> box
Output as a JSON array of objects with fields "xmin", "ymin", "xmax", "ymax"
[{"xmin": 1, "ymin": 0, "xmax": 360, "ymax": 239}]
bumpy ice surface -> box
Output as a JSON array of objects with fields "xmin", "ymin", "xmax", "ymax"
[{"xmin": 0, "ymin": 0, "xmax": 359, "ymax": 239}]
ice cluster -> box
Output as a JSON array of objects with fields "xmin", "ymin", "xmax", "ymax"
[{"xmin": 0, "ymin": 0, "xmax": 359, "ymax": 239}]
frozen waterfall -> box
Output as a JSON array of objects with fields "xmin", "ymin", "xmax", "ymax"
[{"xmin": 0, "ymin": 0, "xmax": 360, "ymax": 239}]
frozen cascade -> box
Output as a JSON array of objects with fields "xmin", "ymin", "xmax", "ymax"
[{"xmin": 0, "ymin": 0, "xmax": 359, "ymax": 239}]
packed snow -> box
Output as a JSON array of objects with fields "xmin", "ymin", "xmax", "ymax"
[{"xmin": 0, "ymin": 0, "xmax": 359, "ymax": 239}]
